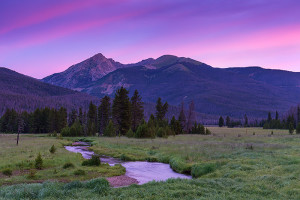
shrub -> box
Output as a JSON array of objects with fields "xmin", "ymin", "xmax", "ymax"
[
  {"xmin": 103, "ymin": 120, "xmax": 116, "ymax": 137},
  {"xmin": 289, "ymin": 122, "xmax": 294, "ymax": 134},
  {"xmin": 35, "ymin": 153, "xmax": 43, "ymax": 170},
  {"xmin": 146, "ymin": 157, "xmax": 158, "ymax": 162},
  {"xmin": 64, "ymin": 181, "xmax": 83, "ymax": 189},
  {"xmin": 61, "ymin": 126, "xmax": 71, "ymax": 137},
  {"xmin": 49, "ymin": 145, "xmax": 56, "ymax": 154},
  {"xmin": 296, "ymin": 123, "xmax": 300, "ymax": 134},
  {"xmin": 63, "ymin": 162, "xmax": 74, "ymax": 169},
  {"xmin": 120, "ymin": 154, "xmax": 131, "ymax": 161},
  {"xmin": 85, "ymin": 178, "xmax": 110, "ymax": 194},
  {"xmin": 2, "ymin": 168, "xmax": 12, "ymax": 176},
  {"xmin": 27, "ymin": 169, "xmax": 37, "ymax": 179},
  {"xmin": 156, "ymin": 127, "xmax": 167, "ymax": 138},
  {"xmin": 53, "ymin": 131, "xmax": 57, "ymax": 137},
  {"xmin": 82, "ymin": 155, "xmax": 100, "ymax": 166},
  {"xmin": 191, "ymin": 163, "xmax": 219, "ymax": 178},
  {"xmin": 135, "ymin": 122, "xmax": 155, "ymax": 138},
  {"xmin": 70, "ymin": 121, "xmax": 84, "ymax": 136},
  {"xmin": 205, "ymin": 128, "xmax": 212, "ymax": 135},
  {"xmin": 74, "ymin": 169, "xmax": 86, "ymax": 176},
  {"xmin": 126, "ymin": 128, "xmax": 134, "ymax": 138}
]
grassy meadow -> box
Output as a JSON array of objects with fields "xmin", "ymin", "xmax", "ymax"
[
  {"xmin": 0, "ymin": 134, "xmax": 125, "ymax": 186},
  {"xmin": 1, "ymin": 127, "xmax": 300, "ymax": 199}
]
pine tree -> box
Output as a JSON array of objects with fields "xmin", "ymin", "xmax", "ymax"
[
  {"xmin": 296, "ymin": 123, "xmax": 300, "ymax": 134},
  {"xmin": 219, "ymin": 116, "xmax": 224, "ymax": 127},
  {"xmin": 178, "ymin": 102, "xmax": 186, "ymax": 132},
  {"xmin": 103, "ymin": 120, "xmax": 116, "ymax": 137},
  {"xmin": 289, "ymin": 122, "xmax": 294, "ymax": 134},
  {"xmin": 35, "ymin": 153, "xmax": 43, "ymax": 170},
  {"xmin": 57, "ymin": 107, "xmax": 67, "ymax": 133},
  {"xmin": 112, "ymin": 87, "xmax": 132, "ymax": 135},
  {"xmin": 186, "ymin": 101, "xmax": 196, "ymax": 132},
  {"xmin": 87, "ymin": 102, "xmax": 97, "ymax": 136},
  {"xmin": 267, "ymin": 112, "xmax": 272, "ymax": 122},
  {"xmin": 155, "ymin": 97, "xmax": 168, "ymax": 121},
  {"xmin": 69, "ymin": 109, "xmax": 78, "ymax": 126},
  {"xmin": 275, "ymin": 111, "xmax": 279, "ymax": 121},
  {"xmin": 170, "ymin": 116, "xmax": 182, "ymax": 135},
  {"xmin": 98, "ymin": 96, "xmax": 111, "ymax": 135},
  {"xmin": 244, "ymin": 114, "xmax": 248, "ymax": 127},
  {"xmin": 131, "ymin": 90, "xmax": 144, "ymax": 132},
  {"xmin": 78, "ymin": 107, "xmax": 83, "ymax": 125},
  {"xmin": 297, "ymin": 106, "xmax": 300, "ymax": 124},
  {"xmin": 82, "ymin": 111, "xmax": 87, "ymax": 136},
  {"xmin": 226, "ymin": 116, "xmax": 231, "ymax": 127}
]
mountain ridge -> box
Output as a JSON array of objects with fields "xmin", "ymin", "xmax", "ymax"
[
  {"xmin": 42, "ymin": 53, "xmax": 300, "ymax": 119},
  {"xmin": 0, "ymin": 67, "xmax": 98, "ymax": 114}
]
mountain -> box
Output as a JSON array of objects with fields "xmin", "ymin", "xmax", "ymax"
[
  {"xmin": 43, "ymin": 53, "xmax": 125, "ymax": 90},
  {"xmin": 0, "ymin": 67, "xmax": 98, "ymax": 114},
  {"xmin": 225, "ymin": 67, "xmax": 300, "ymax": 88},
  {"xmin": 43, "ymin": 54, "xmax": 300, "ymax": 119}
]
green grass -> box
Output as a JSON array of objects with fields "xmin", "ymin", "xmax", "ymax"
[
  {"xmin": 0, "ymin": 134, "xmax": 125, "ymax": 186},
  {"xmin": 1, "ymin": 127, "xmax": 300, "ymax": 199}
]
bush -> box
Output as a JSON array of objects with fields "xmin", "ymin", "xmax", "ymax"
[
  {"xmin": 2, "ymin": 168, "xmax": 12, "ymax": 176},
  {"xmin": 85, "ymin": 178, "xmax": 110, "ymax": 194},
  {"xmin": 82, "ymin": 155, "xmax": 100, "ymax": 166},
  {"xmin": 135, "ymin": 122, "xmax": 155, "ymax": 138},
  {"xmin": 289, "ymin": 122, "xmax": 294, "ymax": 134},
  {"xmin": 156, "ymin": 127, "xmax": 167, "ymax": 138},
  {"xmin": 103, "ymin": 120, "xmax": 116, "ymax": 137},
  {"xmin": 53, "ymin": 131, "xmax": 57, "ymax": 137},
  {"xmin": 49, "ymin": 145, "xmax": 56, "ymax": 154},
  {"xmin": 27, "ymin": 169, "xmax": 37, "ymax": 179},
  {"xmin": 74, "ymin": 169, "xmax": 86, "ymax": 176},
  {"xmin": 205, "ymin": 128, "xmax": 212, "ymax": 135},
  {"xmin": 35, "ymin": 153, "xmax": 43, "ymax": 170},
  {"xmin": 63, "ymin": 162, "xmax": 74, "ymax": 169},
  {"xmin": 146, "ymin": 157, "xmax": 158, "ymax": 162},
  {"xmin": 120, "ymin": 154, "xmax": 131, "ymax": 161},
  {"xmin": 70, "ymin": 121, "xmax": 84, "ymax": 136},
  {"xmin": 61, "ymin": 126, "xmax": 71, "ymax": 137},
  {"xmin": 296, "ymin": 123, "xmax": 300, "ymax": 134},
  {"xmin": 191, "ymin": 163, "xmax": 219, "ymax": 178},
  {"xmin": 126, "ymin": 128, "xmax": 134, "ymax": 138}
]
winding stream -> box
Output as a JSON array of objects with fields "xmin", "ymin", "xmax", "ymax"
[{"xmin": 65, "ymin": 145, "xmax": 191, "ymax": 185}]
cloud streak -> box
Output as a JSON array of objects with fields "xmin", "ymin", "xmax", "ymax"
[{"xmin": 1, "ymin": 0, "xmax": 300, "ymax": 78}]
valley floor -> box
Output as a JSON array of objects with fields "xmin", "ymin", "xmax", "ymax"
[{"xmin": 0, "ymin": 127, "xmax": 300, "ymax": 199}]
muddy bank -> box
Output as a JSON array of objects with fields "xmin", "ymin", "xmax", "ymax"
[{"xmin": 106, "ymin": 175, "xmax": 138, "ymax": 187}]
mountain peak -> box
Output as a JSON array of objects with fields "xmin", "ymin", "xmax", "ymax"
[
  {"xmin": 43, "ymin": 53, "xmax": 124, "ymax": 90},
  {"xmin": 90, "ymin": 53, "xmax": 107, "ymax": 61}
]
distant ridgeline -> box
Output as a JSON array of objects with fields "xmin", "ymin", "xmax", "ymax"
[
  {"xmin": 0, "ymin": 87, "xmax": 212, "ymax": 137},
  {"xmin": 0, "ymin": 67, "xmax": 98, "ymax": 115}
]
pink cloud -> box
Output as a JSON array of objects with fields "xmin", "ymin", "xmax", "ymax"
[{"xmin": 0, "ymin": 0, "xmax": 118, "ymax": 36}]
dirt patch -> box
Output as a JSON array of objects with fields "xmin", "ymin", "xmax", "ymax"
[
  {"xmin": 0, "ymin": 169, "xmax": 30, "ymax": 179},
  {"xmin": 106, "ymin": 175, "xmax": 138, "ymax": 187}
]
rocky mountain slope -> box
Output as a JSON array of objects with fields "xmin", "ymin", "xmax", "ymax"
[
  {"xmin": 43, "ymin": 53, "xmax": 125, "ymax": 90},
  {"xmin": 42, "ymin": 54, "xmax": 300, "ymax": 119}
]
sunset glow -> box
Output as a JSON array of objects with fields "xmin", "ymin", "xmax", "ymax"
[{"xmin": 1, "ymin": 0, "xmax": 300, "ymax": 78}]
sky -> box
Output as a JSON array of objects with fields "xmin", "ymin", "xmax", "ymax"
[{"xmin": 1, "ymin": 0, "xmax": 300, "ymax": 78}]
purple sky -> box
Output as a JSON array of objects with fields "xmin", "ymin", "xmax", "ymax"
[{"xmin": 1, "ymin": 0, "xmax": 300, "ymax": 78}]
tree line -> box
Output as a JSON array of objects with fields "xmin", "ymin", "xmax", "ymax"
[
  {"xmin": 262, "ymin": 109, "xmax": 300, "ymax": 134},
  {"xmin": 0, "ymin": 87, "xmax": 211, "ymax": 138}
]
